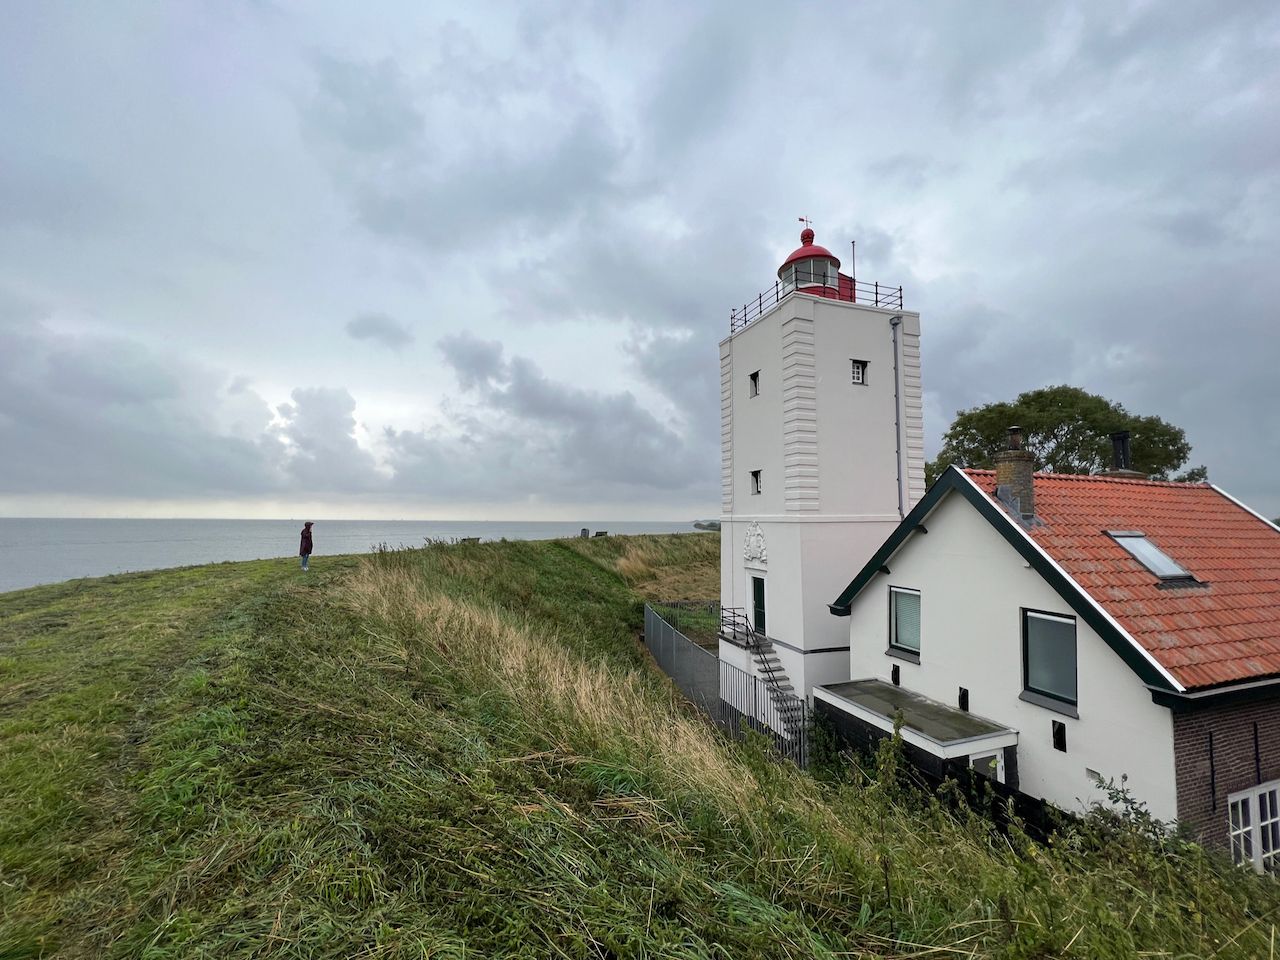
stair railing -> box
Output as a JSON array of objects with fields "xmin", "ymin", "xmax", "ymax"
[{"xmin": 719, "ymin": 606, "xmax": 797, "ymax": 718}]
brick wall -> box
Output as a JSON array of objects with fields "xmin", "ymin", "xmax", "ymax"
[{"xmin": 1172, "ymin": 691, "xmax": 1280, "ymax": 846}]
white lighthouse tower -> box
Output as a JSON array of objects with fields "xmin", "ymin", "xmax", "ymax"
[{"xmin": 718, "ymin": 224, "xmax": 925, "ymax": 717}]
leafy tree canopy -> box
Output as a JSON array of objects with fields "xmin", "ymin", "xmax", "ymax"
[{"xmin": 926, "ymin": 385, "xmax": 1206, "ymax": 486}]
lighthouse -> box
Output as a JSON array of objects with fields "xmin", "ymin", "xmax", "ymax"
[{"xmin": 718, "ymin": 225, "xmax": 925, "ymax": 718}]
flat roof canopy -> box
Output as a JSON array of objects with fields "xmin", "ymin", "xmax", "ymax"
[{"xmin": 815, "ymin": 679, "xmax": 1018, "ymax": 759}]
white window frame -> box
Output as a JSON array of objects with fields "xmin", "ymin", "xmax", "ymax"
[
  {"xmin": 1228, "ymin": 779, "xmax": 1280, "ymax": 874},
  {"xmin": 750, "ymin": 470, "xmax": 762, "ymax": 495},
  {"xmin": 970, "ymin": 751, "xmax": 1005, "ymax": 784},
  {"xmin": 749, "ymin": 370, "xmax": 760, "ymax": 397},
  {"xmin": 851, "ymin": 359, "xmax": 867, "ymax": 385}
]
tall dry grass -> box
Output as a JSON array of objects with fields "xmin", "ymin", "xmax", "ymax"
[
  {"xmin": 342, "ymin": 544, "xmax": 1280, "ymax": 958},
  {"xmin": 10, "ymin": 540, "xmax": 1277, "ymax": 956},
  {"xmin": 344, "ymin": 562, "xmax": 756, "ymax": 813},
  {"xmin": 565, "ymin": 533, "xmax": 719, "ymax": 601}
]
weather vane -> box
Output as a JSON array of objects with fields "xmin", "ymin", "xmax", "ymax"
[{"xmin": 798, "ymin": 216, "xmax": 813, "ymax": 228}]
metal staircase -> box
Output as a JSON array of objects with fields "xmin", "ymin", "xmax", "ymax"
[{"xmin": 719, "ymin": 607, "xmax": 806, "ymax": 739}]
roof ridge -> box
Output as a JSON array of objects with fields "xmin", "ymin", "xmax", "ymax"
[{"xmin": 961, "ymin": 467, "xmax": 1211, "ymax": 489}]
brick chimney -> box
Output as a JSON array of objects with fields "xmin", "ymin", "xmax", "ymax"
[
  {"xmin": 1102, "ymin": 430, "xmax": 1147, "ymax": 479},
  {"xmin": 994, "ymin": 425, "xmax": 1036, "ymax": 520}
]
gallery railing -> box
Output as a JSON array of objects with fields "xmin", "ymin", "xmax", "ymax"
[{"xmin": 730, "ymin": 267, "xmax": 905, "ymax": 334}]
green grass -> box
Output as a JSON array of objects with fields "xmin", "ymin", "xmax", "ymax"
[
  {"xmin": 649, "ymin": 604, "xmax": 720, "ymax": 649},
  {"xmin": 1, "ymin": 538, "xmax": 1278, "ymax": 958}
]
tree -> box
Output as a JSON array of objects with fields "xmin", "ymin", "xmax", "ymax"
[{"xmin": 925, "ymin": 385, "xmax": 1205, "ymax": 486}]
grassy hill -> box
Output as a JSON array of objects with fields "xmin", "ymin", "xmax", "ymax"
[{"xmin": 1, "ymin": 534, "xmax": 1277, "ymax": 958}]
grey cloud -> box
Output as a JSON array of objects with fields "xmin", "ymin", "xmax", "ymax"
[
  {"xmin": 44, "ymin": 339, "xmax": 181, "ymax": 405},
  {"xmin": 4, "ymin": 3, "xmax": 1280, "ymax": 519},
  {"xmin": 0, "ymin": 309, "xmax": 284, "ymax": 498},
  {"xmin": 1148, "ymin": 208, "xmax": 1231, "ymax": 249},
  {"xmin": 0, "ymin": 297, "xmax": 388, "ymax": 502},
  {"xmin": 348, "ymin": 110, "xmax": 624, "ymax": 250},
  {"xmin": 1062, "ymin": 1, "xmax": 1278, "ymax": 78},
  {"xmin": 419, "ymin": 333, "xmax": 712, "ymax": 499},
  {"xmin": 500, "ymin": 207, "xmax": 775, "ymax": 330},
  {"xmin": 642, "ymin": 8, "xmax": 769, "ymax": 158},
  {"xmin": 303, "ymin": 44, "xmax": 627, "ymax": 253},
  {"xmin": 273, "ymin": 386, "xmax": 384, "ymax": 492},
  {"xmin": 0, "ymin": 149, "xmax": 119, "ymax": 233},
  {"xmin": 438, "ymin": 334, "xmax": 506, "ymax": 391},
  {"xmin": 628, "ymin": 326, "xmax": 719, "ymax": 450},
  {"xmin": 345, "ymin": 312, "xmax": 415, "ymax": 349},
  {"xmin": 865, "ymin": 155, "xmax": 959, "ymax": 194},
  {"xmin": 0, "ymin": 289, "xmax": 717, "ymax": 509},
  {"xmin": 307, "ymin": 55, "xmax": 425, "ymax": 155}
]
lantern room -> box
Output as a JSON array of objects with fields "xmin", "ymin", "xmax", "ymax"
[{"xmin": 778, "ymin": 227, "xmax": 839, "ymax": 293}]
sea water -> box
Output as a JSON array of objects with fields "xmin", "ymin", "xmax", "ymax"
[{"xmin": 0, "ymin": 518, "xmax": 698, "ymax": 594}]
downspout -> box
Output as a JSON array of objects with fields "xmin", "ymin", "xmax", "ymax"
[
  {"xmin": 727, "ymin": 343, "xmax": 736, "ymax": 615},
  {"xmin": 890, "ymin": 315, "xmax": 905, "ymax": 519}
]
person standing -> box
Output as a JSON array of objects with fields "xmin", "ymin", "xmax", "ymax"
[{"xmin": 299, "ymin": 521, "xmax": 314, "ymax": 571}]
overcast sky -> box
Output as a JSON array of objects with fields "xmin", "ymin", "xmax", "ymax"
[{"xmin": 2, "ymin": 1, "xmax": 1278, "ymax": 520}]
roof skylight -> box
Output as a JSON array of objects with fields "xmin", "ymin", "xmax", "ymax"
[{"xmin": 1108, "ymin": 532, "xmax": 1193, "ymax": 580}]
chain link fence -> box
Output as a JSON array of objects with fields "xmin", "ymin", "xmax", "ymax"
[{"xmin": 644, "ymin": 604, "xmax": 808, "ymax": 766}]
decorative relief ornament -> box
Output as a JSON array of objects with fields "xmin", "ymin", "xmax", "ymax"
[{"xmin": 743, "ymin": 521, "xmax": 767, "ymax": 565}]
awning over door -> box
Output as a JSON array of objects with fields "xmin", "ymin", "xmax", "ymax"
[{"xmin": 814, "ymin": 679, "xmax": 1017, "ymax": 760}]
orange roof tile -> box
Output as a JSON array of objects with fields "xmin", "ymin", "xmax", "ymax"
[{"xmin": 965, "ymin": 470, "xmax": 1280, "ymax": 690}]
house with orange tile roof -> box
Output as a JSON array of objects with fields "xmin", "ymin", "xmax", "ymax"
[{"xmin": 819, "ymin": 428, "xmax": 1280, "ymax": 871}]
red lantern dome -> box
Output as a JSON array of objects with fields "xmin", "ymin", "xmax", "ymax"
[
  {"xmin": 777, "ymin": 227, "xmax": 841, "ymax": 292},
  {"xmin": 779, "ymin": 227, "xmax": 841, "ymax": 273}
]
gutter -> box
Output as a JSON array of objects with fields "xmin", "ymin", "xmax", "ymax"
[{"xmin": 1148, "ymin": 673, "xmax": 1280, "ymax": 709}]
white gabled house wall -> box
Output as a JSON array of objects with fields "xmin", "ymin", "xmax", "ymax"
[{"xmin": 844, "ymin": 489, "xmax": 1179, "ymax": 821}]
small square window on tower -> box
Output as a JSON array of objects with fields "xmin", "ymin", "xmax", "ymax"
[
  {"xmin": 851, "ymin": 359, "xmax": 868, "ymax": 385},
  {"xmin": 749, "ymin": 370, "xmax": 760, "ymax": 397},
  {"xmin": 750, "ymin": 470, "xmax": 762, "ymax": 495}
]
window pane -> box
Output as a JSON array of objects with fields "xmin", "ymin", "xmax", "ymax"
[
  {"xmin": 1026, "ymin": 614, "xmax": 1076, "ymax": 702},
  {"xmin": 1229, "ymin": 796, "xmax": 1256, "ymax": 866},
  {"xmin": 1113, "ymin": 535, "xmax": 1189, "ymax": 578},
  {"xmin": 971, "ymin": 753, "xmax": 999, "ymax": 781},
  {"xmin": 1261, "ymin": 790, "xmax": 1279, "ymax": 856},
  {"xmin": 1233, "ymin": 833, "xmax": 1252, "ymax": 864},
  {"xmin": 893, "ymin": 590, "xmax": 920, "ymax": 652}
]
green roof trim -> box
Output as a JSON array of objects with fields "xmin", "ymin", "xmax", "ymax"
[{"xmin": 828, "ymin": 466, "xmax": 1181, "ymax": 693}]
